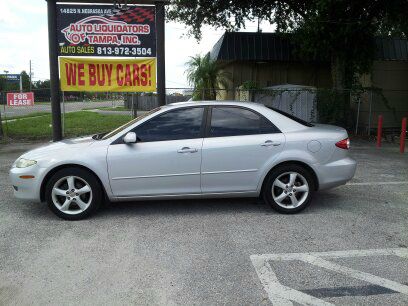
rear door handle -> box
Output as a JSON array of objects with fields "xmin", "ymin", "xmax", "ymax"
[
  {"xmin": 177, "ymin": 147, "xmax": 198, "ymax": 153},
  {"xmin": 261, "ymin": 140, "xmax": 281, "ymax": 147}
]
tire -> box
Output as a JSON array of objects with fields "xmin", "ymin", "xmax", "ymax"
[
  {"xmin": 262, "ymin": 164, "xmax": 315, "ymax": 214},
  {"xmin": 45, "ymin": 167, "xmax": 102, "ymax": 220}
]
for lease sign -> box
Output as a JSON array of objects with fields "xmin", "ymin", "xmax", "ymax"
[
  {"xmin": 59, "ymin": 57, "xmax": 156, "ymax": 92},
  {"xmin": 7, "ymin": 92, "xmax": 35, "ymax": 106}
]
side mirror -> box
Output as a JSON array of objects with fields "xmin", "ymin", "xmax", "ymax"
[{"xmin": 123, "ymin": 132, "xmax": 137, "ymax": 144}]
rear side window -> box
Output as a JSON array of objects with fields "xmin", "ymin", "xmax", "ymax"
[
  {"xmin": 134, "ymin": 107, "xmax": 204, "ymax": 142},
  {"xmin": 209, "ymin": 107, "xmax": 280, "ymax": 137},
  {"xmin": 266, "ymin": 106, "xmax": 314, "ymax": 127}
]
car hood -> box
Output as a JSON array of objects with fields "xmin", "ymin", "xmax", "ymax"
[{"xmin": 20, "ymin": 136, "xmax": 95, "ymax": 160}]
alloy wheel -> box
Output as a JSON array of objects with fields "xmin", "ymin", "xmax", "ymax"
[
  {"xmin": 51, "ymin": 176, "xmax": 93, "ymax": 215},
  {"xmin": 271, "ymin": 171, "xmax": 309, "ymax": 209}
]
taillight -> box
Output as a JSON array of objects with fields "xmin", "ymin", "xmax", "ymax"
[{"xmin": 335, "ymin": 138, "xmax": 350, "ymax": 150}]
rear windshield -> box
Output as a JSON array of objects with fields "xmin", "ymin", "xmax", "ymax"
[{"xmin": 266, "ymin": 106, "xmax": 314, "ymax": 127}]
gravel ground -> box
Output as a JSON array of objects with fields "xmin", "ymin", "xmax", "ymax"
[{"xmin": 0, "ymin": 140, "xmax": 407, "ymax": 305}]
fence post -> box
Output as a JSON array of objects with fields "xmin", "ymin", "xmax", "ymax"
[
  {"xmin": 368, "ymin": 90, "xmax": 373, "ymax": 136},
  {"xmin": 130, "ymin": 94, "xmax": 133, "ymax": 118},
  {"xmin": 400, "ymin": 117, "xmax": 407, "ymax": 154},
  {"xmin": 0, "ymin": 104, "xmax": 4, "ymax": 140},
  {"xmin": 355, "ymin": 96, "xmax": 361, "ymax": 135},
  {"xmin": 0, "ymin": 98, "xmax": 3, "ymax": 139},
  {"xmin": 376, "ymin": 115, "xmax": 383, "ymax": 148},
  {"xmin": 132, "ymin": 94, "xmax": 138, "ymax": 118},
  {"xmin": 61, "ymin": 91, "xmax": 65, "ymax": 137},
  {"xmin": 2, "ymin": 102, "xmax": 8, "ymax": 140}
]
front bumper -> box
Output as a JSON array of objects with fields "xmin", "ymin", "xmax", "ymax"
[
  {"xmin": 314, "ymin": 157, "xmax": 357, "ymax": 190},
  {"xmin": 9, "ymin": 166, "xmax": 46, "ymax": 202}
]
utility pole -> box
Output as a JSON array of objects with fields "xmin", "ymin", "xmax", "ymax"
[
  {"xmin": 3, "ymin": 70, "xmax": 9, "ymax": 91},
  {"xmin": 29, "ymin": 60, "xmax": 32, "ymax": 91},
  {"xmin": 19, "ymin": 73, "xmax": 23, "ymax": 93},
  {"xmin": 257, "ymin": 17, "xmax": 263, "ymax": 33}
]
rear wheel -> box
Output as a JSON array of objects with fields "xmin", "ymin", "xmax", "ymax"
[
  {"xmin": 263, "ymin": 164, "xmax": 315, "ymax": 214},
  {"xmin": 45, "ymin": 168, "xmax": 102, "ymax": 220}
]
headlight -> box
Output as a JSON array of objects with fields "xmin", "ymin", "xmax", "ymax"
[{"xmin": 15, "ymin": 158, "xmax": 37, "ymax": 168}]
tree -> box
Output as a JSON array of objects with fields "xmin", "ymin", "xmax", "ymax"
[
  {"xmin": 20, "ymin": 71, "xmax": 31, "ymax": 91},
  {"xmin": 34, "ymin": 79, "xmax": 50, "ymax": 89},
  {"xmin": 33, "ymin": 79, "xmax": 51, "ymax": 102},
  {"xmin": 0, "ymin": 76, "xmax": 6, "ymax": 92},
  {"xmin": 168, "ymin": 0, "xmax": 407, "ymax": 90},
  {"xmin": 185, "ymin": 53, "xmax": 229, "ymax": 100}
]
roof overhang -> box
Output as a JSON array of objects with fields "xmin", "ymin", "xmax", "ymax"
[
  {"xmin": 53, "ymin": 0, "xmax": 169, "ymax": 4},
  {"xmin": 210, "ymin": 32, "xmax": 408, "ymax": 62}
]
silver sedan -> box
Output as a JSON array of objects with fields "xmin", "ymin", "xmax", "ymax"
[{"xmin": 10, "ymin": 101, "xmax": 356, "ymax": 220}]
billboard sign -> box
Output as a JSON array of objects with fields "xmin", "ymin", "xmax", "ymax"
[
  {"xmin": 7, "ymin": 92, "xmax": 35, "ymax": 106},
  {"xmin": 56, "ymin": 4, "xmax": 156, "ymax": 57},
  {"xmin": 0, "ymin": 74, "xmax": 21, "ymax": 83},
  {"xmin": 59, "ymin": 57, "xmax": 156, "ymax": 92}
]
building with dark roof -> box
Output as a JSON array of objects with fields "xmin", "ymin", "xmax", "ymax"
[
  {"xmin": 209, "ymin": 32, "xmax": 408, "ymax": 128},
  {"xmin": 210, "ymin": 32, "xmax": 332, "ymax": 91}
]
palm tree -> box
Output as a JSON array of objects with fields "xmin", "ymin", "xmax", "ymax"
[{"xmin": 185, "ymin": 53, "xmax": 229, "ymax": 100}]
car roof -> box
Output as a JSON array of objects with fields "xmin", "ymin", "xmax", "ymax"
[
  {"xmin": 167, "ymin": 100, "xmax": 263, "ymax": 108},
  {"xmin": 164, "ymin": 100, "xmax": 307, "ymax": 132}
]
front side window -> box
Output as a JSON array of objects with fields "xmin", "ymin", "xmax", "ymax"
[
  {"xmin": 134, "ymin": 107, "xmax": 204, "ymax": 142},
  {"xmin": 102, "ymin": 107, "xmax": 161, "ymax": 140},
  {"xmin": 209, "ymin": 107, "xmax": 279, "ymax": 137}
]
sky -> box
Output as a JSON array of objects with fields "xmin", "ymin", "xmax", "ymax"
[{"xmin": 0, "ymin": 0, "xmax": 274, "ymax": 89}]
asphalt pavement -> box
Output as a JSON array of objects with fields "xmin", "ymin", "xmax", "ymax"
[{"xmin": 0, "ymin": 140, "xmax": 407, "ymax": 305}]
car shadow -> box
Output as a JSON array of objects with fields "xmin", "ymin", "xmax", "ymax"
[
  {"xmin": 97, "ymin": 197, "xmax": 270, "ymax": 218},
  {"xmin": 97, "ymin": 190, "xmax": 345, "ymax": 218},
  {"xmin": 19, "ymin": 190, "xmax": 345, "ymax": 221}
]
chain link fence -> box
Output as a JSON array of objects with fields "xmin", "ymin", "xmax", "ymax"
[{"xmin": 1, "ymin": 87, "xmax": 407, "ymax": 142}]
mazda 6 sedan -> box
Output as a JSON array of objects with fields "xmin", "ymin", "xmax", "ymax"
[{"xmin": 10, "ymin": 101, "xmax": 356, "ymax": 220}]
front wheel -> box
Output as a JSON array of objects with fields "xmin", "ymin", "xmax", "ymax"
[
  {"xmin": 45, "ymin": 167, "xmax": 102, "ymax": 220},
  {"xmin": 263, "ymin": 165, "xmax": 315, "ymax": 214}
]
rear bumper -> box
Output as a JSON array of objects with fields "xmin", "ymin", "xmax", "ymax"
[{"xmin": 313, "ymin": 157, "xmax": 357, "ymax": 190}]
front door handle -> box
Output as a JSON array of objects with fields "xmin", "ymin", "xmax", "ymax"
[
  {"xmin": 261, "ymin": 140, "xmax": 281, "ymax": 147},
  {"xmin": 177, "ymin": 147, "xmax": 198, "ymax": 153}
]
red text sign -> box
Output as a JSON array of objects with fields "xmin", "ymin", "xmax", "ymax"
[{"xmin": 7, "ymin": 92, "xmax": 35, "ymax": 106}]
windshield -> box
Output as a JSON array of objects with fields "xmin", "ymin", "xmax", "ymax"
[
  {"xmin": 266, "ymin": 106, "xmax": 314, "ymax": 127},
  {"xmin": 101, "ymin": 107, "xmax": 162, "ymax": 140}
]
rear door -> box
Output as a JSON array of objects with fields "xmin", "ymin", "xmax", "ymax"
[{"xmin": 201, "ymin": 106, "xmax": 285, "ymax": 193}]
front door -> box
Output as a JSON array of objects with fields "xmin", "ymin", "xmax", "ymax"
[{"xmin": 107, "ymin": 107, "xmax": 205, "ymax": 197}]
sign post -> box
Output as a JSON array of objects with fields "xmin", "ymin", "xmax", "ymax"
[
  {"xmin": 156, "ymin": 1, "xmax": 165, "ymax": 106},
  {"xmin": 46, "ymin": 0, "xmax": 167, "ymax": 141},
  {"xmin": 47, "ymin": 0, "xmax": 63, "ymax": 141}
]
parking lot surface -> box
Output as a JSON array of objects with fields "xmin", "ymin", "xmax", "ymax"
[{"xmin": 0, "ymin": 140, "xmax": 407, "ymax": 305}]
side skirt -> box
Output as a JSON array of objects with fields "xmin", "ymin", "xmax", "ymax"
[{"xmin": 110, "ymin": 191, "xmax": 260, "ymax": 202}]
